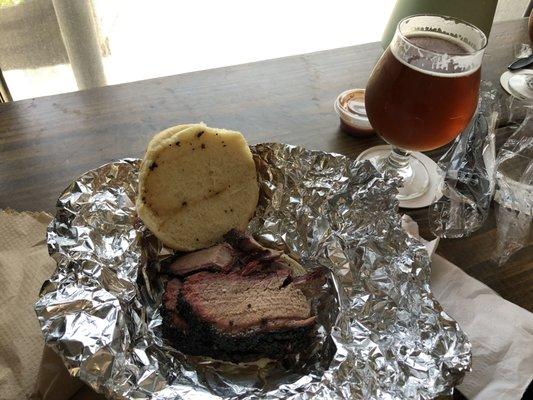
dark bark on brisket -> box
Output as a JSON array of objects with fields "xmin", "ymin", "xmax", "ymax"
[
  {"xmin": 162, "ymin": 279, "xmax": 182, "ymax": 311},
  {"xmin": 223, "ymin": 229, "xmax": 283, "ymax": 262},
  {"xmin": 162, "ymin": 279, "xmax": 189, "ymax": 331},
  {"xmin": 161, "ymin": 303, "xmax": 314, "ymax": 362},
  {"xmin": 240, "ymin": 259, "xmax": 292, "ymax": 276}
]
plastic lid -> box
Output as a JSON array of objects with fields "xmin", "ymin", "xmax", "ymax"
[{"xmin": 334, "ymin": 89, "xmax": 374, "ymax": 136}]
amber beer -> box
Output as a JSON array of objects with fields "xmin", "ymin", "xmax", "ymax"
[{"xmin": 365, "ymin": 35, "xmax": 481, "ymax": 152}]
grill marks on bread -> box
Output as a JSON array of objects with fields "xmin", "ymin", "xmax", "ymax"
[
  {"xmin": 136, "ymin": 124, "xmax": 259, "ymax": 251},
  {"xmin": 142, "ymin": 137, "xmax": 252, "ymax": 216}
]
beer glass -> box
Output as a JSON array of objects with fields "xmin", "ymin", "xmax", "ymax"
[{"xmin": 364, "ymin": 15, "xmax": 487, "ymax": 202}]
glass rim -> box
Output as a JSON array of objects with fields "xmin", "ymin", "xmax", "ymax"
[{"xmin": 396, "ymin": 14, "xmax": 488, "ymax": 56}]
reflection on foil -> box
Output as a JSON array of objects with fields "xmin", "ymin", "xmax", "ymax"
[{"xmin": 35, "ymin": 145, "xmax": 471, "ymax": 399}]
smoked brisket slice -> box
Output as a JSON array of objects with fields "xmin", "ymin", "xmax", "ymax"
[
  {"xmin": 162, "ymin": 279, "xmax": 182, "ymax": 310},
  {"xmin": 162, "ymin": 310, "xmax": 314, "ymax": 361},
  {"xmin": 223, "ymin": 229, "xmax": 283, "ymax": 262},
  {"xmin": 291, "ymin": 267, "xmax": 329, "ymax": 297},
  {"xmin": 181, "ymin": 270, "xmax": 312, "ymax": 333},
  {"xmin": 161, "ymin": 230, "xmax": 327, "ymax": 361},
  {"xmin": 162, "ymin": 270, "xmax": 318, "ymax": 361},
  {"xmin": 165, "ymin": 243, "xmax": 235, "ymax": 277},
  {"xmin": 162, "ymin": 279, "xmax": 189, "ymax": 331}
]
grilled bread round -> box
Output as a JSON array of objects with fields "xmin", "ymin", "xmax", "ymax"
[{"xmin": 136, "ymin": 123, "xmax": 259, "ymax": 251}]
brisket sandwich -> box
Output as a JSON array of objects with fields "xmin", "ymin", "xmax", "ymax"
[{"xmin": 136, "ymin": 125, "xmax": 326, "ymax": 361}]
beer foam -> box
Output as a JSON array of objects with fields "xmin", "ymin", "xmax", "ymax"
[
  {"xmin": 409, "ymin": 35, "xmax": 470, "ymax": 55},
  {"xmin": 391, "ymin": 32, "xmax": 481, "ymax": 78}
]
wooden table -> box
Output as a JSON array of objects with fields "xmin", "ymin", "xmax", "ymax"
[{"xmin": 0, "ymin": 18, "xmax": 531, "ymax": 399}]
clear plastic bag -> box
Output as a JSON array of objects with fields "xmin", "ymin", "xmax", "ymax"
[
  {"xmin": 429, "ymin": 82, "xmax": 500, "ymax": 238},
  {"xmin": 492, "ymin": 105, "xmax": 533, "ymax": 265}
]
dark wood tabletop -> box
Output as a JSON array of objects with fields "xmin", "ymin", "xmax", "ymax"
[
  {"xmin": 0, "ymin": 15, "xmax": 532, "ymax": 394},
  {"xmin": 1, "ymin": 16, "xmax": 531, "ymax": 400}
]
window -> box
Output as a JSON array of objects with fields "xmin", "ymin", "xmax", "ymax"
[{"xmin": 1, "ymin": 0, "xmax": 525, "ymax": 101}]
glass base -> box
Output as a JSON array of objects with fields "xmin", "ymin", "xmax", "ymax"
[
  {"xmin": 356, "ymin": 145, "xmax": 446, "ymax": 209},
  {"xmin": 360, "ymin": 147, "xmax": 429, "ymax": 200},
  {"xmin": 508, "ymin": 72, "xmax": 533, "ymax": 100}
]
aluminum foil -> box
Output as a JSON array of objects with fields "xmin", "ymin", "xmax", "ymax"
[{"xmin": 35, "ymin": 144, "xmax": 471, "ymax": 399}]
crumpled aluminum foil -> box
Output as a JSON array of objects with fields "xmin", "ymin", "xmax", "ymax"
[{"xmin": 35, "ymin": 144, "xmax": 471, "ymax": 399}]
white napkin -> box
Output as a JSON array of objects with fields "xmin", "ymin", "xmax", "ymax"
[
  {"xmin": 431, "ymin": 254, "xmax": 533, "ymax": 399},
  {"xmin": 402, "ymin": 216, "xmax": 533, "ymax": 400}
]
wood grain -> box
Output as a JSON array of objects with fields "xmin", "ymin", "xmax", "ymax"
[{"xmin": 0, "ymin": 17, "xmax": 530, "ymax": 400}]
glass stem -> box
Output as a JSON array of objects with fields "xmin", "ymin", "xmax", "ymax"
[{"xmin": 385, "ymin": 147, "xmax": 411, "ymax": 171}]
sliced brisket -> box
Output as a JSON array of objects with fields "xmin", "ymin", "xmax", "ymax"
[
  {"xmin": 161, "ymin": 230, "xmax": 327, "ymax": 361},
  {"xmin": 166, "ymin": 243, "xmax": 235, "ymax": 277},
  {"xmin": 162, "ymin": 309, "xmax": 314, "ymax": 361},
  {"xmin": 162, "ymin": 279, "xmax": 189, "ymax": 331},
  {"xmin": 291, "ymin": 266, "xmax": 329, "ymax": 297},
  {"xmin": 223, "ymin": 229, "xmax": 283, "ymax": 262},
  {"xmin": 162, "ymin": 279, "xmax": 182, "ymax": 310},
  {"xmin": 181, "ymin": 270, "xmax": 311, "ymax": 333}
]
